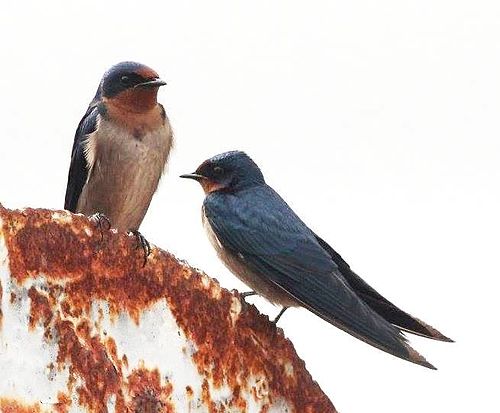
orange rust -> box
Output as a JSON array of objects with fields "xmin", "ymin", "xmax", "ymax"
[
  {"xmin": 54, "ymin": 392, "xmax": 71, "ymax": 413},
  {"xmin": 201, "ymin": 379, "xmax": 217, "ymax": 413},
  {"xmin": 0, "ymin": 398, "xmax": 42, "ymax": 413},
  {"xmin": 104, "ymin": 336, "xmax": 123, "ymax": 373},
  {"xmin": 126, "ymin": 367, "xmax": 175, "ymax": 413},
  {"xmin": 230, "ymin": 385, "xmax": 247, "ymax": 411},
  {"xmin": 2, "ymin": 208, "xmax": 95, "ymax": 284},
  {"xmin": 122, "ymin": 353, "xmax": 129, "ymax": 370},
  {"xmin": 0, "ymin": 206, "xmax": 336, "ymax": 413},
  {"xmin": 28, "ymin": 287, "xmax": 53, "ymax": 331},
  {"xmin": 55, "ymin": 318, "xmax": 120, "ymax": 412}
]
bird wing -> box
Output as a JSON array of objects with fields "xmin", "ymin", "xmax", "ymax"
[
  {"xmin": 64, "ymin": 103, "xmax": 99, "ymax": 212},
  {"xmin": 313, "ymin": 233, "xmax": 452, "ymax": 342},
  {"xmin": 204, "ymin": 186, "xmax": 435, "ymax": 368}
]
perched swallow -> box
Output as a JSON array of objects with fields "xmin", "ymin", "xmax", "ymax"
[
  {"xmin": 64, "ymin": 61, "xmax": 173, "ymax": 245},
  {"xmin": 181, "ymin": 151, "xmax": 452, "ymax": 369}
]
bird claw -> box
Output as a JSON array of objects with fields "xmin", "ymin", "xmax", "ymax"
[
  {"xmin": 128, "ymin": 230, "xmax": 151, "ymax": 267},
  {"xmin": 237, "ymin": 291, "xmax": 257, "ymax": 309},
  {"xmin": 89, "ymin": 212, "xmax": 111, "ymax": 242},
  {"xmin": 272, "ymin": 307, "xmax": 289, "ymax": 324}
]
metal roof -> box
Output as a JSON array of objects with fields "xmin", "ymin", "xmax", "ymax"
[{"xmin": 0, "ymin": 205, "xmax": 336, "ymax": 412}]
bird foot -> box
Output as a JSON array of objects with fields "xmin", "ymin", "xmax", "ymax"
[
  {"xmin": 237, "ymin": 291, "xmax": 257, "ymax": 309},
  {"xmin": 89, "ymin": 212, "xmax": 111, "ymax": 242},
  {"xmin": 272, "ymin": 307, "xmax": 289, "ymax": 324},
  {"xmin": 128, "ymin": 230, "xmax": 152, "ymax": 267}
]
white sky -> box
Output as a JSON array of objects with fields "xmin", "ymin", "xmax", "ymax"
[{"xmin": 1, "ymin": 1, "xmax": 499, "ymax": 412}]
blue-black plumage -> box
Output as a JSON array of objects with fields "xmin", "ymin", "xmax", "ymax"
[{"xmin": 181, "ymin": 150, "xmax": 452, "ymax": 369}]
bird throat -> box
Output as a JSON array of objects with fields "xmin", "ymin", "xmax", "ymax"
[
  {"xmin": 201, "ymin": 179, "xmax": 226, "ymax": 194},
  {"xmin": 103, "ymin": 92, "xmax": 164, "ymax": 138},
  {"xmin": 106, "ymin": 88, "xmax": 159, "ymax": 113}
]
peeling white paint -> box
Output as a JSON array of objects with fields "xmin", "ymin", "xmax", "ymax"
[{"xmin": 0, "ymin": 232, "xmax": 70, "ymax": 406}]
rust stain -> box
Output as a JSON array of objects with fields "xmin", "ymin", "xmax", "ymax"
[
  {"xmin": 53, "ymin": 392, "xmax": 71, "ymax": 413},
  {"xmin": 0, "ymin": 206, "xmax": 336, "ymax": 413},
  {"xmin": 200, "ymin": 379, "xmax": 217, "ymax": 413},
  {"xmin": 104, "ymin": 336, "xmax": 124, "ymax": 373},
  {"xmin": 28, "ymin": 286, "xmax": 53, "ymax": 331},
  {"xmin": 0, "ymin": 398, "xmax": 43, "ymax": 413},
  {"xmin": 126, "ymin": 367, "xmax": 175, "ymax": 412},
  {"xmin": 55, "ymin": 318, "xmax": 120, "ymax": 412},
  {"xmin": 230, "ymin": 385, "xmax": 247, "ymax": 411}
]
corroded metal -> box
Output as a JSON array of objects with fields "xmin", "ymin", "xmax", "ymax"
[{"xmin": 0, "ymin": 206, "xmax": 336, "ymax": 412}]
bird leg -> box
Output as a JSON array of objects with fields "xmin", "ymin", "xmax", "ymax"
[
  {"xmin": 273, "ymin": 307, "xmax": 289, "ymax": 324},
  {"xmin": 128, "ymin": 230, "xmax": 152, "ymax": 267},
  {"xmin": 89, "ymin": 212, "xmax": 111, "ymax": 242},
  {"xmin": 240, "ymin": 291, "xmax": 257, "ymax": 298}
]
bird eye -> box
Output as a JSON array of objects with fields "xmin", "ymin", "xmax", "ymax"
[
  {"xmin": 120, "ymin": 75, "xmax": 130, "ymax": 85},
  {"xmin": 213, "ymin": 166, "xmax": 224, "ymax": 175}
]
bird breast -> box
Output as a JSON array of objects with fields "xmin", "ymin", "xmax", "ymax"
[{"xmin": 78, "ymin": 114, "xmax": 173, "ymax": 232}]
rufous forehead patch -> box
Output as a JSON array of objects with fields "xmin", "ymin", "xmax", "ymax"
[
  {"xmin": 136, "ymin": 66, "xmax": 159, "ymax": 80},
  {"xmin": 196, "ymin": 160, "xmax": 211, "ymax": 175}
]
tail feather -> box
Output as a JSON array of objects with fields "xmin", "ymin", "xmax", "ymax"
[
  {"xmin": 313, "ymin": 233, "xmax": 453, "ymax": 342},
  {"xmin": 359, "ymin": 292, "xmax": 454, "ymax": 342},
  {"xmin": 404, "ymin": 342, "xmax": 437, "ymax": 370}
]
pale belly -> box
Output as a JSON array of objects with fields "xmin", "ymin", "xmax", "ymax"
[
  {"xmin": 201, "ymin": 209, "xmax": 298, "ymax": 307},
  {"xmin": 77, "ymin": 121, "xmax": 172, "ymax": 232}
]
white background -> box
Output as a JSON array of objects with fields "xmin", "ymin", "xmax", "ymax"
[{"xmin": 1, "ymin": 1, "xmax": 498, "ymax": 412}]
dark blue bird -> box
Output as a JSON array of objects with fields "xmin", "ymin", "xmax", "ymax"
[{"xmin": 181, "ymin": 151, "xmax": 452, "ymax": 369}]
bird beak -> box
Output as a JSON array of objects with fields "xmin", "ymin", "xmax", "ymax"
[
  {"xmin": 180, "ymin": 173, "xmax": 206, "ymax": 181},
  {"xmin": 135, "ymin": 78, "xmax": 167, "ymax": 88}
]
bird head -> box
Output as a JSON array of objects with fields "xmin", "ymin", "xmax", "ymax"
[
  {"xmin": 181, "ymin": 151, "xmax": 265, "ymax": 194},
  {"xmin": 99, "ymin": 61, "xmax": 166, "ymax": 112}
]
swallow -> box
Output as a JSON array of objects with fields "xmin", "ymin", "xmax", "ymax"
[
  {"xmin": 181, "ymin": 151, "xmax": 452, "ymax": 369},
  {"xmin": 64, "ymin": 61, "xmax": 173, "ymax": 257}
]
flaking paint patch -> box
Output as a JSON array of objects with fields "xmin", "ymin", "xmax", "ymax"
[
  {"xmin": 0, "ymin": 272, "xmax": 70, "ymax": 405},
  {"xmin": 126, "ymin": 366, "xmax": 174, "ymax": 412},
  {"xmin": 51, "ymin": 211, "xmax": 74, "ymax": 226},
  {"xmin": 229, "ymin": 296, "xmax": 242, "ymax": 326},
  {"xmin": 0, "ymin": 398, "xmax": 48, "ymax": 412},
  {"xmin": 96, "ymin": 299, "xmax": 204, "ymax": 411}
]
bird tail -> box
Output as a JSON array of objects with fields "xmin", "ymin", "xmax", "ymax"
[
  {"xmin": 269, "ymin": 268, "xmax": 439, "ymax": 369},
  {"xmin": 313, "ymin": 234, "xmax": 453, "ymax": 342},
  {"xmin": 358, "ymin": 291, "xmax": 454, "ymax": 342}
]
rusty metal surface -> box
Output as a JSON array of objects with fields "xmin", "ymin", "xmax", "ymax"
[{"xmin": 0, "ymin": 206, "xmax": 336, "ymax": 413}]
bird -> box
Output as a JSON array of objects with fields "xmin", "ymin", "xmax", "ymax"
[
  {"xmin": 181, "ymin": 150, "xmax": 452, "ymax": 369},
  {"xmin": 64, "ymin": 61, "xmax": 173, "ymax": 257}
]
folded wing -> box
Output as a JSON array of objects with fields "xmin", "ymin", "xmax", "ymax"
[
  {"xmin": 204, "ymin": 186, "xmax": 436, "ymax": 368},
  {"xmin": 64, "ymin": 103, "xmax": 99, "ymax": 212}
]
